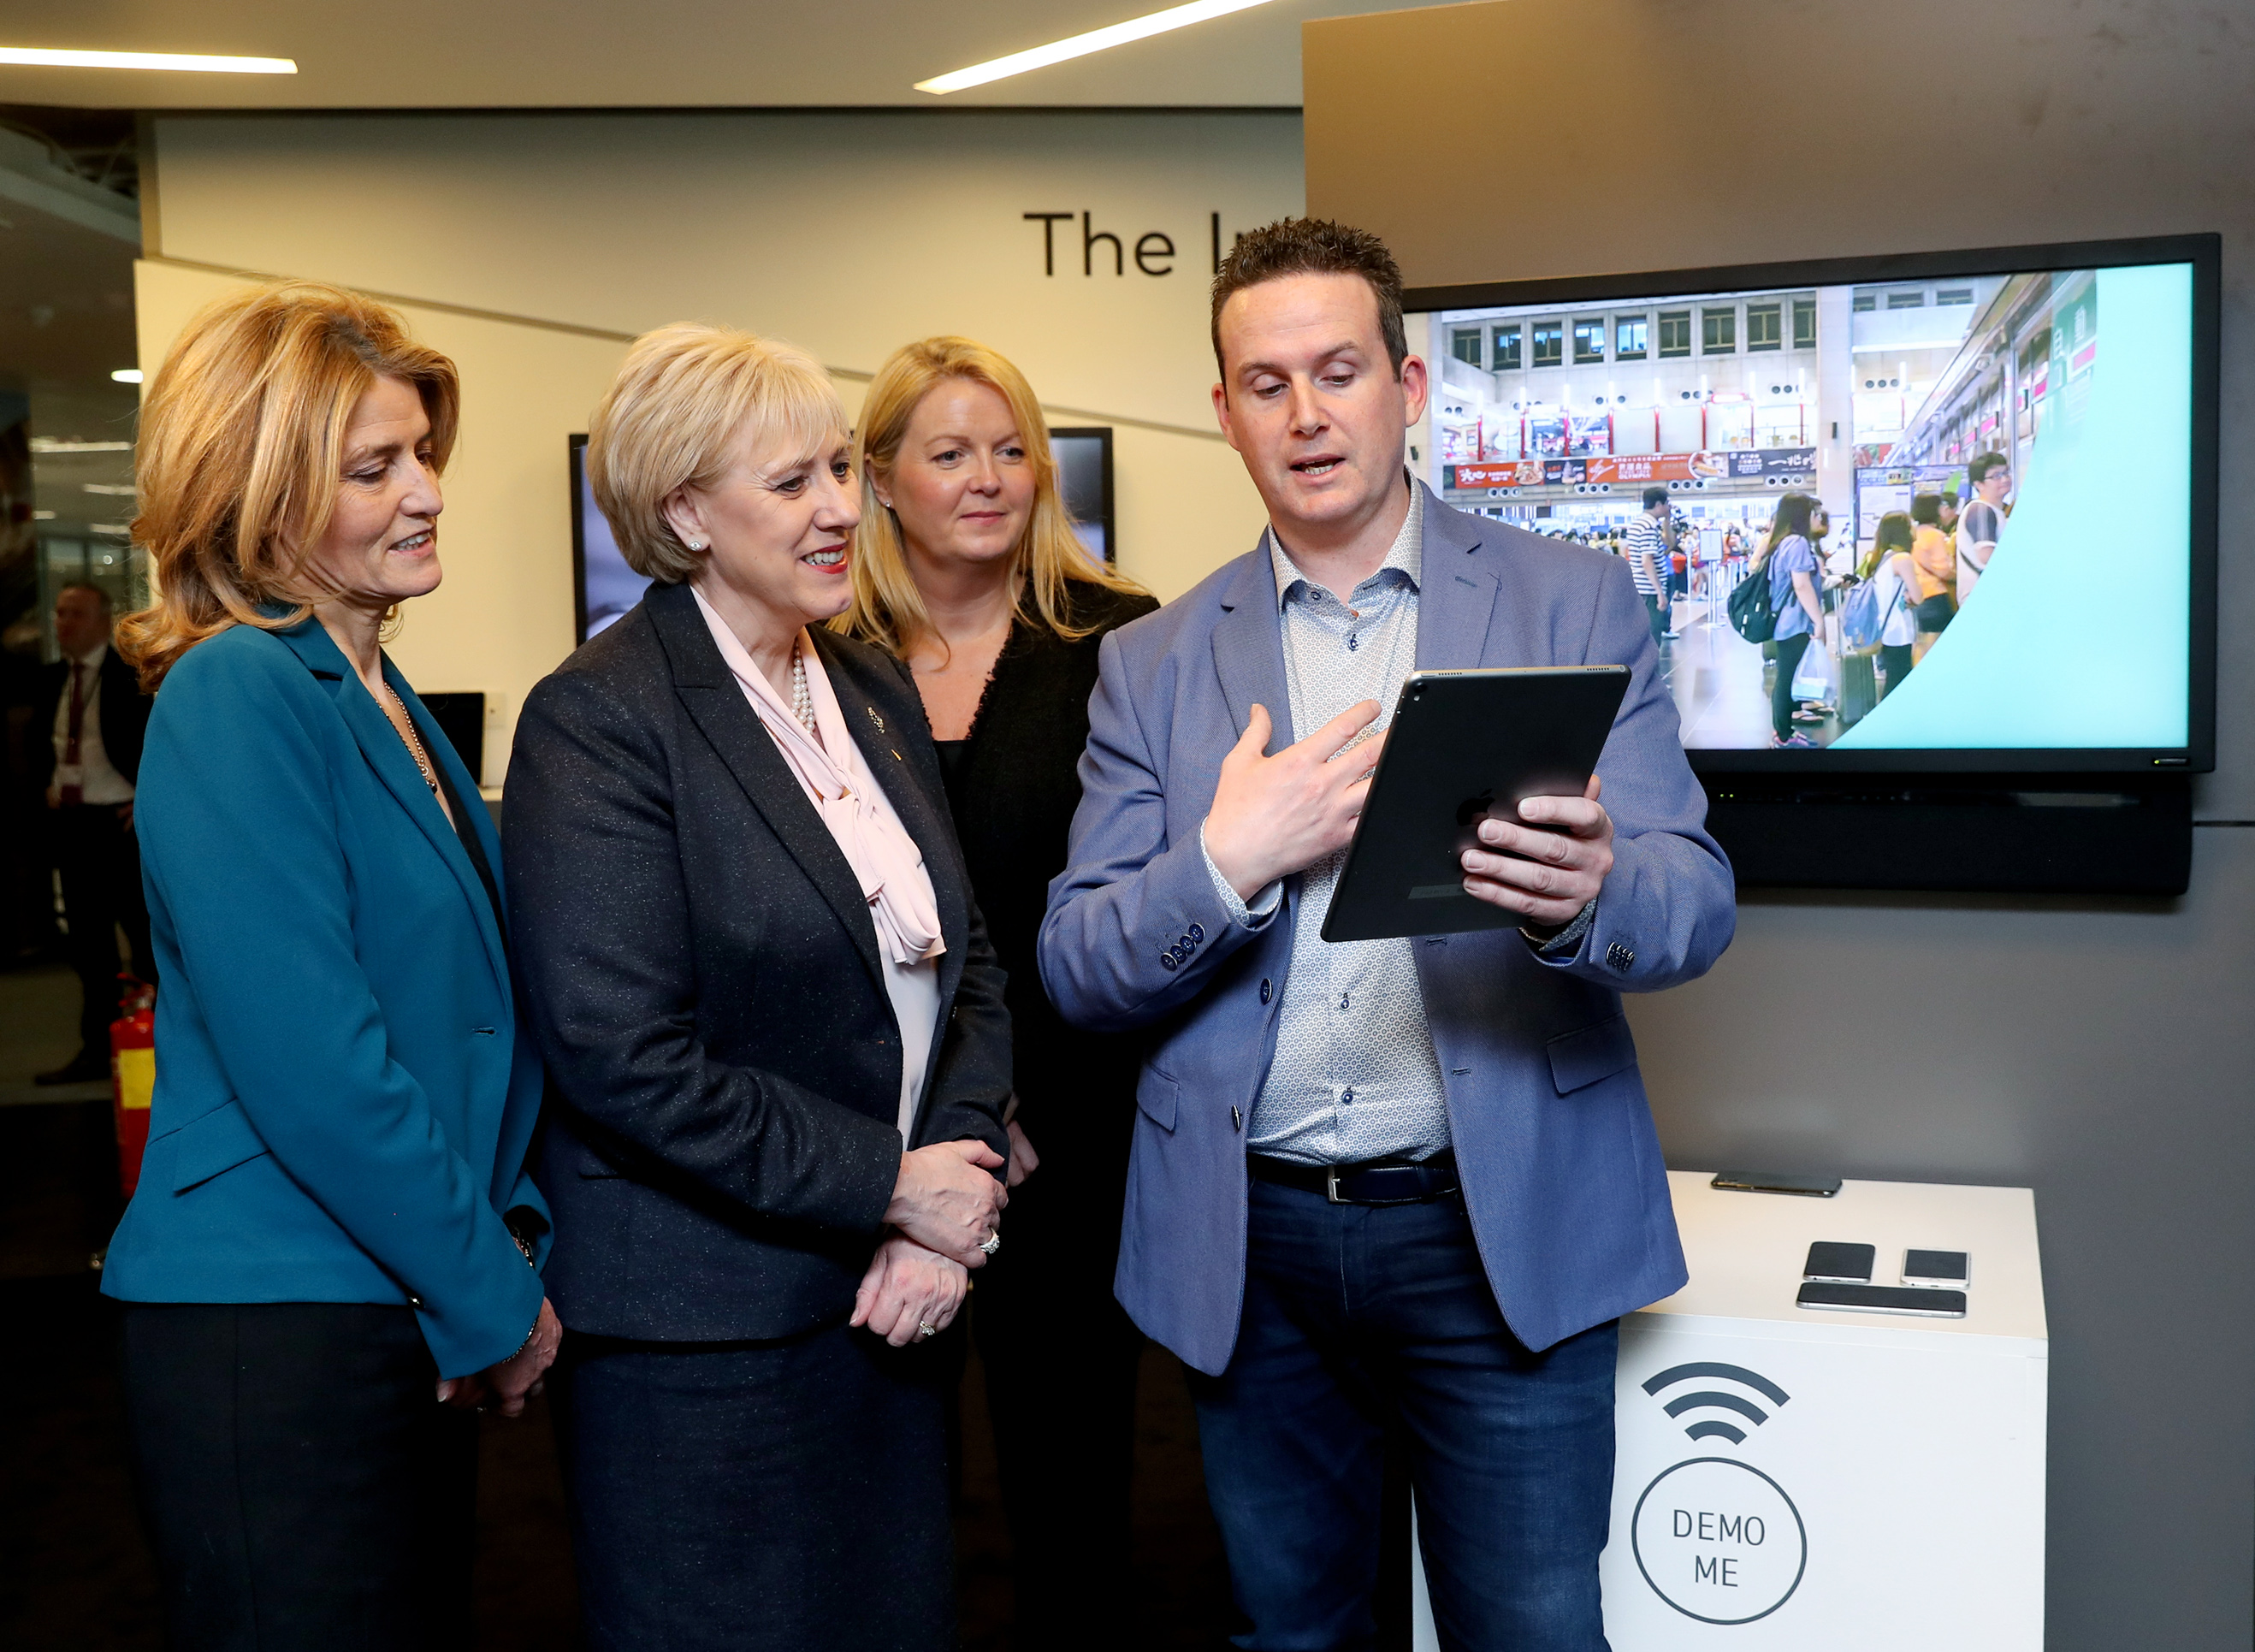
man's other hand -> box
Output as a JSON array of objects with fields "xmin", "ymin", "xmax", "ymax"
[
  {"xmin": 1459, "ymin": 775, "xmax": 1614, "ymax": 931},
  {"xmin": 1204, "ymin": 701, "xmax": 1386, "ymax": 902}
]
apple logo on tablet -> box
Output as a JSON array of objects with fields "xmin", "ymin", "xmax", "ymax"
[{"xmin": 1456, "ymin": 789, "xmax": 1494, "ymax": 827}]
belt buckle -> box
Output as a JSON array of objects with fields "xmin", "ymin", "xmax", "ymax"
[{"xmin": 1326, "ymin": 1165, "xmax": 1346, "ymax": 1205}]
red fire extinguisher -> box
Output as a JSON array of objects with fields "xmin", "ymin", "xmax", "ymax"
[{"xmin": 110, "ymin": 974, "xmax": 157, "ymax": 1197}]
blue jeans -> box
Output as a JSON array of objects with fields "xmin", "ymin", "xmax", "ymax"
[{"xmin": 1187, "ymin": 1180, "xmax": 1618, "ymax": 1651}]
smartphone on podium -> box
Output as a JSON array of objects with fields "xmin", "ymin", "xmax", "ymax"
[{"xmin": 1320, "ymin": 665, "xmax": 1630, "ymax": 944}]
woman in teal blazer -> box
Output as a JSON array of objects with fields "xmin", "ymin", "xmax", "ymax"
[{"xmin": 102, "ymin": 281, "xmax": 559, "ymax": 1651}]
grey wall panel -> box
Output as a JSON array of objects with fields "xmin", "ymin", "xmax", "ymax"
[{"xmin": 1303, "ymin": 3, "xmax": 2255, "ymax": 1645}]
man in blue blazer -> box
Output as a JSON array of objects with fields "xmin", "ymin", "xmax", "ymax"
[{"xmin": 1039, "ymin": 221, "xmax": 1736, "ymax": 1649}]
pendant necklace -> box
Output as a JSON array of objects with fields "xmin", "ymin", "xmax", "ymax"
[{"xmin": 383, "ymin": 684, "xmax": 441, "ymax": 795}]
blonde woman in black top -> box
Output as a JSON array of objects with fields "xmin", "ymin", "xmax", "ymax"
[{"xmin": 837, "ymin": 336, "xmax": 1155, "ymax": 1652}]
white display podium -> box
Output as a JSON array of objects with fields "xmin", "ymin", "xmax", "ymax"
[{"xmin": 1413, "ymin": 1172, "xmax": 2046, "ymax": 1649}]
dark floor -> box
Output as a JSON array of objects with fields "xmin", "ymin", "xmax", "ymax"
[{"xmin": 0, "ymin": 965, "xmax": 1235, "ymax": 1650}]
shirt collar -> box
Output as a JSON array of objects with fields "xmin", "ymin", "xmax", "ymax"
[
  {"xmin": 1268, "ymin": 476, "xmax": 1423, "ymax": 613},
  {"xmin": 64, "ymin": 641, "xmax": 109, "ymax": 671}
]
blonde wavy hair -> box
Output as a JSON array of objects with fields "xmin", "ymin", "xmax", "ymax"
[
  {"xmin": 116, "ymin": 281, "xmax": 459, "ymax": 690},
  {"xmin": 588, "ymin": 323, "xmax": 846, "ymax": 583},
  {"xmin": 833, "ymin": 336, "xmax": 1140, "ymax": 656}
]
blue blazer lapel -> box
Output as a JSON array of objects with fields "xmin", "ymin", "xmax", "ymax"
[
  {"xmin": 271, "ymin": 621, "xmax": 511, "ymax": 997},
  {"xmin": 1210, "ymin": 540, "xmax": 1295, "ymax": 749},
  {"xmin": 1414, "ymin": 483, "xmax": 1507, "ymax": 671}
]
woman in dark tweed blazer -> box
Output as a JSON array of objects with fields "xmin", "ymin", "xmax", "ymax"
[{"xmin": 506, "ymin": 323, "xmax": 1011, "ymax": 1652}]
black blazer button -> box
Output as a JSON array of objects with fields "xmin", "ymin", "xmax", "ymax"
[
  {"xmin": 1160, "ymin": 952, "xmax": 1179, "ymax": 972},
  {"xmin": 1259, "ymin": 978, "xmax": 1272, "ymax": 1004}
]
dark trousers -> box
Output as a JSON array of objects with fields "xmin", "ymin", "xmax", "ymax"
[
  {"xmin": 1771, "ymin": 631, "xmax": 1814, "ymax": 738},
  {"xmin": 1877, "ymin": 641, "xmax": 1914, "ymax": 697},
  {"xmin": 119, "ymin": 1302, "xmax": 477, "ymax": 1652},
  {"xmin": 1642, "ymin": 591, "xmax": 1668, "ymax": 647},
  {"xmin": 1187, "ymin": 1181, "xmax": 1618, "ymax": 1652},
  {"xmin": 971, "ymin": 1140, "xmax": 1145, "ymax": 1651},
  {"xmin": 53, "ymin": 802, "xmax": 154, "ymax": 1056},
  {"xmin": 551, "ymin": 1320, "xmax": 956, "ymax": 1652}
]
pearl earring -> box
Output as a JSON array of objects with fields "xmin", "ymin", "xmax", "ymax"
[{"xmin": 686, "ymin": 538, "xmax": 705, "ymax": 551}]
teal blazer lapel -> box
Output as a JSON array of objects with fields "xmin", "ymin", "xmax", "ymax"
[
  {"xmin": 1414, "ymin": 483, "xmax": 1506, "ymax": 671},
  {"xmin": 1211, "ymin": 539, "xmax": 1295, "ymax": 749},
  {"xmin": 644, "ymin": 584, "xmax": 888, "ymax": 998},
  {"xmin": 270, "ymin": 620, "xmax": 511, "ymax": 997}
]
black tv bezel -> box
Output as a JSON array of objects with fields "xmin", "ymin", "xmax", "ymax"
[
  {"xmin": 1407, "ymin": 232, "xmax": 2221, "ymax": 777},
  {"xmin": 1049, "ymin": 424, "xmax": 1117, "ymax": 565},
  {"xmin": 568, "ymin": 432, "xmax": 595, "ymax": 647}
]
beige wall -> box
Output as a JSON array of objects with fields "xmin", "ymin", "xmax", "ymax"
[
  {"xmin": 140, "ymin": 110, "xmax": 1304, "ymax": 781},
  {"xmin": 1302, "ymin": 4, "xmax": 2255, "ymax": 1648}
]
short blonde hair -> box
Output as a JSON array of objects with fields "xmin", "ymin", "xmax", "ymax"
[
  {"xmin": 116, "ymin": 281, "xmax": 459, "ymax": 690},
  {"xmin": 587, "ymin": 323, "xmax": 845, "ymax": 583},
  {"xmin": 833, "ymin": 336, "xmax": 1141, "ymax": 656}
]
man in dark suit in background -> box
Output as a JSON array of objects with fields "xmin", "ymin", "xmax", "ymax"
[{"xmin": 35, "ymin": 582, "xmax": 153, "ymax": 1084}]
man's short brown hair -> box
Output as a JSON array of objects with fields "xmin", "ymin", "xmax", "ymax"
[{"xmin": 1210, "ymin": 218, "xmax": 1407, "ymax": 382}]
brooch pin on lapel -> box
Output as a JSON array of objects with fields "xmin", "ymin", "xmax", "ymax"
[{"xmin": 867, "ymin": 706, "xmax": 886, "ymax": 734}]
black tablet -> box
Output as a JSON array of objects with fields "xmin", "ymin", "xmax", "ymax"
[{"xmin": 1320, "ymin": 666, "xmax": 1631, "ymax": 944}]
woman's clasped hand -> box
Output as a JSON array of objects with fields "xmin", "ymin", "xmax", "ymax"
[
  {"xmin": 436, "ymin": 1296, "xmax": 565, "ymax": 1415},
  {"xmin": 855, "ymin": 1140, "xmax": 1008, "ymax": 1343}
]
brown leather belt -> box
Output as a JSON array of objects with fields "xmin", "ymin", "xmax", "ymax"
[{"xmin": 1247, "ymin": 1153, "xmax": 1459, "ymax": 1206}]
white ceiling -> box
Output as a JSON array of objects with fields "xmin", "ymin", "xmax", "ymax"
[{"xmin": 0, "ymin": 0, "xmax": 1447, "ymax": 110}]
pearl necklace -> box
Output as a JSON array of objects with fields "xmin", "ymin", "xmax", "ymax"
[{"xmin": 790, "ymin": 637, "xmax": 816, "ymax": 734}]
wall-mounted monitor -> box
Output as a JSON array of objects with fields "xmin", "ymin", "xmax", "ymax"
[
  {"xmin": 415, "ymin": 691, "xmax": 486, "ymax": 787},
  {"xmin": 570, "ymin": 433, "xmax": 649, "ymax": 645},
  {"xmin": 1411, "ymin": 235, "xmax": 2218, "ymax": 894},
  {"xmin": 1411, "ymin": 234, "xmax": 2218, "ymax": 779},
  {"xmin": 571, "ymin": 424, "xmax": 1119, "ymax": 646},
  {"xmin": 1050, "ymin": 426, "xmax": 1116, "ymax": 564}
]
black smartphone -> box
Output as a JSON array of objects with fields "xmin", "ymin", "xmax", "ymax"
[
  {"xmin": 1711, "ymin": 1170, "xmax": 1842, "ymax": 1198},
  {"xmin": 1796, "ymin": 1282, "xmax": 1968, "ymax": 1317},
  {"xmin": 1803, "ymin": 1241, "xmax": 1875, "ymax": 1282}
]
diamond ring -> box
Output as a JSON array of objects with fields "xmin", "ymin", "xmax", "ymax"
[
  {"xmin": 979, "ymin": 1232, "xmax": 1002, "ymax": 1257},
  {"xmin": 917, "ymin": 1321, "xmax": 937, "ymax": 1340}
]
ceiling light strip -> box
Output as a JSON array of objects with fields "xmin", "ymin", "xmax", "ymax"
[
  {"xmin": 915, "ymin": 0, "xmax": 1277, "ymax": 94},
  {"xmin": 0, "ymin": 47, "xmax": 296, "ymax": 74}
]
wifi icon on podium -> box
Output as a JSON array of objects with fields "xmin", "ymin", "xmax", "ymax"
[{"xmin": 1642, "ymin": 1362, "xmax": 1791, "ymax": 1446}]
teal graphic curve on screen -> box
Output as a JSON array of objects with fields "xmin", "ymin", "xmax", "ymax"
[{"xmin": 1835, "ymin": 263, "xmax": 2192, "ymax": 750}]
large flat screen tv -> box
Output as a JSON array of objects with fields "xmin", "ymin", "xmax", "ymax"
[
  {"xmin": 1408, "ymin": 234, "xmax": 2218, "ymax": 779},
  {"xmin": 570, "ymin": 425, "xmax": 1118, "ymax": 645}
]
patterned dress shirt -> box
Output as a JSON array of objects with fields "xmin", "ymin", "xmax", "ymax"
[
  {"xmin": 1200, "ymin": 485, "xmax": 1595, "ymax": 1166},
  {"xmin": 1200, "ymin": 490, "xmax": 1452, "ymax": 1164}
]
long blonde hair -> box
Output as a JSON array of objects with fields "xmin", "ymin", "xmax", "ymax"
[
  {"xmin": 833, "ymin": 336, "xmax": 1140, "ymax": 655},
  {"xmin": 116, "ymin": 281, "xmax": 459, "ymax": 690}
]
